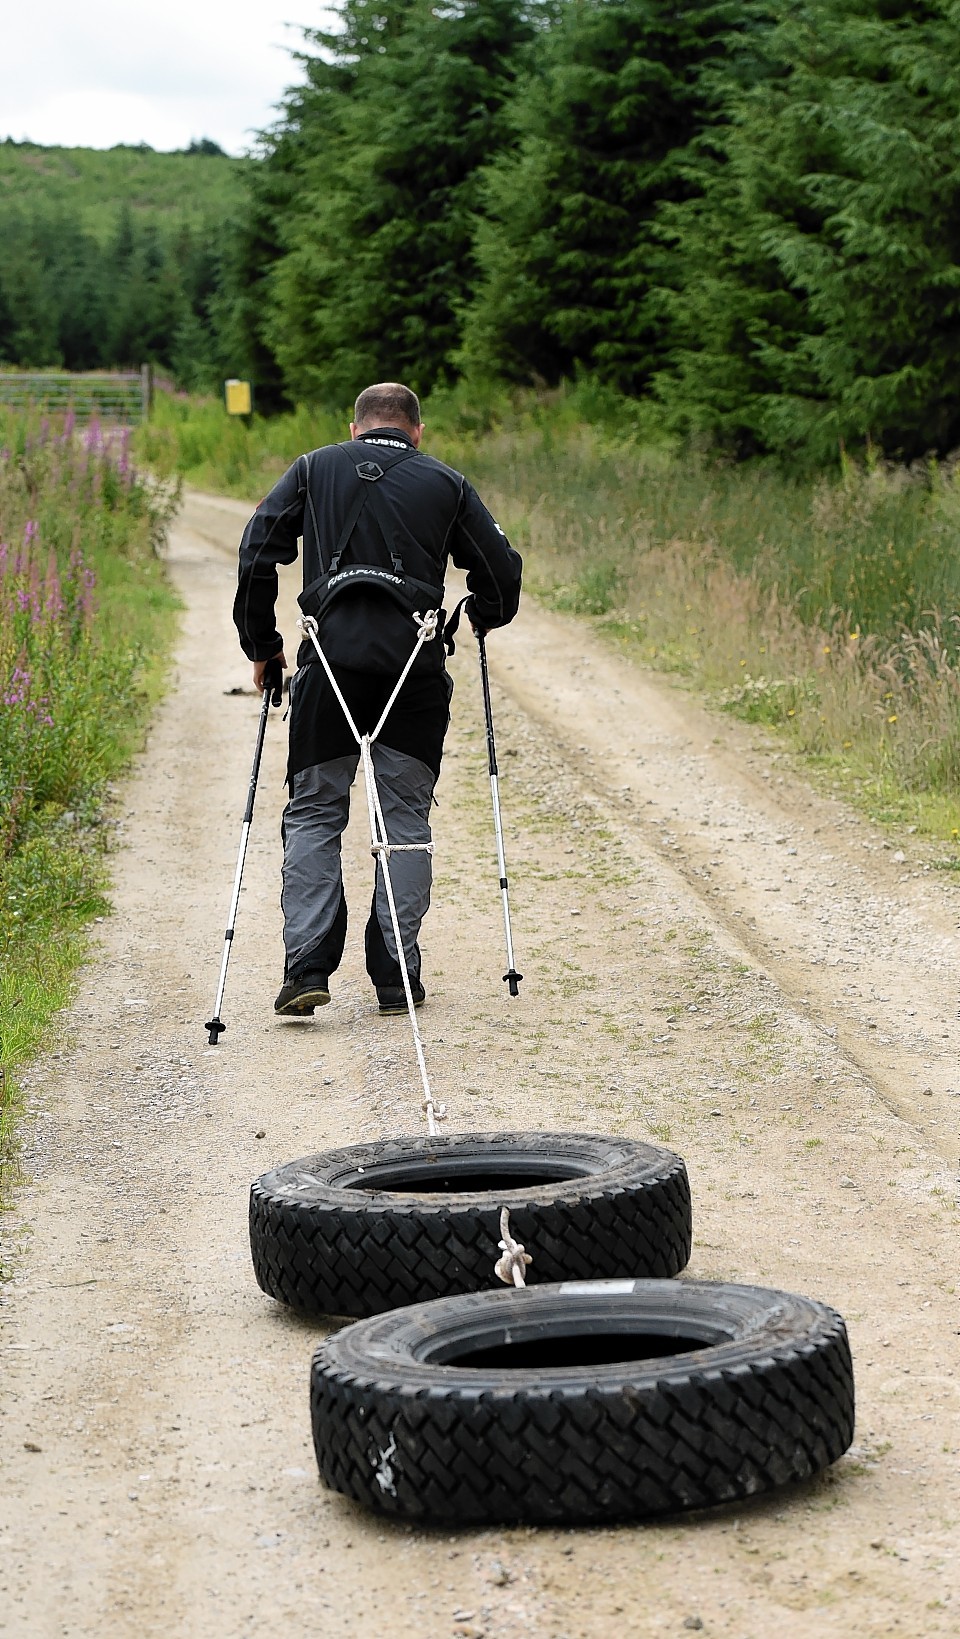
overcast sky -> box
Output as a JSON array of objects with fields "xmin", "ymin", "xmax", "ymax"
[{"xmin": 1, "ymin": 3, "xmax": 318, "ymax": 155}]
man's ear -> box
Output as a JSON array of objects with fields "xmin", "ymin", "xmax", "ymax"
[
  {"xmin": 412, "ymin": 422, "xmax": 424, "ymax": 448},
  {"xmin": 350, "ymin": 421, "xmax": 360, "ymax": 439}
]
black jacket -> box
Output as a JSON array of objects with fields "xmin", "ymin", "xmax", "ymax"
[{"xmin": 234, "ymin": 427, "xmax": 522, "ymax": 663}]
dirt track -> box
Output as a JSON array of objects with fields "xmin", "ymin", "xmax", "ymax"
[{"xmin": 2, "ymin": 488, "xmax": 959, "ymax": 1638}]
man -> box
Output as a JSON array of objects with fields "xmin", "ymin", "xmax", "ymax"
[{"xmin": 234, "ymin": 381, "xmax": 522, "ymax": 1017}]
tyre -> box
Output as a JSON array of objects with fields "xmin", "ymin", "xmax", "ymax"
[
  {"xmin": 310, "ymin": 1280, "xmax": 855, "ymax": 1523},
  {"xmin": 249, "ymin": 1131, "xmax": 691, "ymax": 1318}
]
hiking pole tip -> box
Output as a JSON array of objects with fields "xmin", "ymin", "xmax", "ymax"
[
  {"xmin": 504, "ymin": 969, "xmax": 523, "ymax": 997},
  {"xmin": 204, "ymin": 1016, "xmax": 225, "ymax": 1045}
]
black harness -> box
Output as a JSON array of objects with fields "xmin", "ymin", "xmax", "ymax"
[{"xmin": 298, "ymin": 445, "xmax": 445, "ymax": 641}]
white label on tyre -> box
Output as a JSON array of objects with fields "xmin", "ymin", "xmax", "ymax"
[{"xmin": 559, "ymin": 1280, "xmax": 636, "ymax": 1295}]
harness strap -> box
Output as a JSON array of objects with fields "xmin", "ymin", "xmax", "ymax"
[
  {"xmin": 443, "ymin": 595, "xmax": 471, "ymax": 655},
  {"xmin": 327, "ymin": 482, "xmax": 371, "ymax": 574},
  {"xmin": 328, "ymin": 443, "xmax": 417, "ymax": 576}
]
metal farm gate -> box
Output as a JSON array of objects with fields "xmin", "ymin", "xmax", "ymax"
[{"xmin": 0, "ymin": 365, "xmax": 153, "ymax": 423}]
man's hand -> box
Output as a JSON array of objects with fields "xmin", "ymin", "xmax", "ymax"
[
  {"xmin": 254, "ymin": 651, "xmax": 287, "ymax": 693},
  {"xmin": 466, "ymin": 599, "xmax": 488, "ymax": 638}
]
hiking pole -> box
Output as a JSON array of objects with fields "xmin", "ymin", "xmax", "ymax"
[
  {"xmin": 205, "ymin": 658, "xmax": 284, "ymax": 1044},
  {"xmin": 476, "ymin": 629, "xmax": 522, "ymax": 996}
]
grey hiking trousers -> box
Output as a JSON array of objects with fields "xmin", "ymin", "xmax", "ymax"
[{"xmin": 281, "ymin": 745, "xmax": 436, "ymax": 987}]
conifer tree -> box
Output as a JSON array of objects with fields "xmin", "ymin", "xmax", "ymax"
[
  {"xmin": 260, "ymin": 0, "xmax": 533, "ymax": 403},
  {"xmin": 0, "ymin": 191, "xmax": 235, "ymax": 378},
  {"xmin": 0, "ymin": 212, "xmax": 66, "ymax": 366},
  {"xmin": 660, "ymin": 0, "xmax": 960, "ymax": 462},
  {"xmin": 220, "ymin": 0, "xmax": 420, "ymax": 404},
  {"xmin": 462, "ymin": 0, "xmax": 744, "ymax": 393}
]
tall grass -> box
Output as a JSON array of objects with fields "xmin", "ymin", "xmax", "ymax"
[
  {"xmin": 136, "ymin": 391, "xmax": 345, "ymax": 496},
  {"xmin": 0, "ymin": 410, "xmax": 179, "ymax": 1187},
  {"xmin": 138, "ymin": 383, "xmax": 960, "ymax": 834}
]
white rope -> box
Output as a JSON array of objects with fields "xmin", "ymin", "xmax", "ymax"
[
  {"xmin": 298, "ymin": 616, "xmax": 364, "ymax": 742},
  {"xmin": 372, "ymin": 842, "xmax": 435, "ymax": 855},
  {"xmin": 494, "ymin": 1207, "xmax": 532, "ymax": 1288},
  {"xmin": 299, "ymin": 614, "xmax": 538, "ymax": 1284},
  {"xmin": 371, "ymin": 609, "xmax": 438, "ymax": 742},
  {"xmin": 359, "ymin": 732, "xmax": 445, "ymax": 1135},
  {"xmin": 297, "ymin": 613, "xmax": 446, "ymax": 1135}
]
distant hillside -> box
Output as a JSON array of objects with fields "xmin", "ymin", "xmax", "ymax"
[
  {"xmin": 0, "ymin": 141, "xmax": 251, "ymax": 380},
  {"xmin": 0, "ymin": 139, "xmax": 248, "ymax": 240}
]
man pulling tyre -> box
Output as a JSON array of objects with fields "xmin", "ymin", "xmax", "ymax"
[{"xmin": 234, "ymin": 381, "xmax": 522, "ymax": 1018}]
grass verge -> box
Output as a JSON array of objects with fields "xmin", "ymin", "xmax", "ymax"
[{"xmin": 1, "ymin": 410, "xmax": 180, "ymax": 1194}]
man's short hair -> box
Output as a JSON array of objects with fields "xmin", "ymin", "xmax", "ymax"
[{"xmin": 354, "ymin": 382, "xmax": 421, "ymax": 430}]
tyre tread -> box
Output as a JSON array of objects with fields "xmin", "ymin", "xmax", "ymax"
[
  {"xmin": 250, "ymin": 1133, "xmax": 692, "ymax": 1317},
  {"xmin": 309, "ymin": 1284, "xmax": 855, "ymax": 1523}
]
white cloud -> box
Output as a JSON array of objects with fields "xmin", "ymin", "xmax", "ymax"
[
  {"xmin": 5, "ymin": 89, "xmax": 244, "ymax": 156},
  {"xmin": 0, "ymin": 2, "xmax": 318, "ymax": 154}
]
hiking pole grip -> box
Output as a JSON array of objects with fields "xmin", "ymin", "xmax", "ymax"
[
  {"xmin": 265, "ymin": 656, "xmax": 284, "ymax": 708},
  {"xmin": 239, "ymin": 658, "xmax": 283, "ymax": 825},
  {"xmin": 204, "ymin": 660, "xmax": 284, "ymax": 1043},
  {"xmin": 477, "ymin": 629, "xmax": 498, "ymax": 777}
]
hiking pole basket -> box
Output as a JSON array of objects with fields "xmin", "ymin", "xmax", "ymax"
[
  {"xmin": 205, "ymin": 659, "xmax": 284, "ymax": 1044},
  {"xmin": 476, "ymin": 630, "xmax": 522, "ymax": 996}
]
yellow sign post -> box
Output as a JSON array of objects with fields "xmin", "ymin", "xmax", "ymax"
[{"xmin": 225, "ymin": 379, "xmax": 252, "ymax": 416}]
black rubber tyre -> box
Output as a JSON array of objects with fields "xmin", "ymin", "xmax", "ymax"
[
  {"xmin": 310, "ymin": 1279, "xmax": 855, "ymax": 1523},
  {"xmin": 249, "ymin": 1131, "xmax": 691, "ymax": 1318}
]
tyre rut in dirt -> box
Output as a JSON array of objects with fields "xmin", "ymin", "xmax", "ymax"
[
  {"xmin": 249, "ymin": 1131, "xmax": 692, "ymax": 1317},
  {"xmin": 310, "ymin": 1279, "xmax": 855, "ymax": 1523}
]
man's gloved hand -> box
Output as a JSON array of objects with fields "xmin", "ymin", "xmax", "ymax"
[
  {"xmin": 254, "ymin": 650, "xmax": 286, "ymax": 705},
  {"xmin": 466, "ymin": 598, "xmax": 488, "ymax": 638}
]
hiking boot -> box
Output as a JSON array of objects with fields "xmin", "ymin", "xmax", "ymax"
[
  {"xmin": 376, "ymin": 979, "xmax": 426, "ymax": 1015},
  {"xmin": 274, "ymin": 971, "xmax": 330, "ymax": 1016}
]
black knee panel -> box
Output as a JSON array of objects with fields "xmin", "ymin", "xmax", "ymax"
[{"xmin": 364, "ymin": 889, "xmax": 420, "ymax": 987}]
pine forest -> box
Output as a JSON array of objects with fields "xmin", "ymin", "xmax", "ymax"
[{"xmin": 2, "ymin": 0, "xmax": 960, "ymax": 468}]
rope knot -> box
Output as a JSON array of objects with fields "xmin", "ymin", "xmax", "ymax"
[
  {"xmin": 414, "ymin": 609, "xmax": 439, "ymax": 642},
  {"xmin": 372, "ymin": 1433, "xmax": 398, "ymax": 1497},
  {"xmin": 494, "ymin": 1206, "xmax": 532, "ymax": 1288}
]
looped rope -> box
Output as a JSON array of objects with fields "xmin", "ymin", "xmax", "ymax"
[
  {"xmin": 373, "ymin": 1433, "xmax": 398, "ymax": 1497},
  {"xmin": 371, "ymin": 841, "xmax": 435, "ymax": 858},
  {"xmin": 414, "ymin": 609, "xmax": 439, "ymax": 642},
  {"xmin": 494, "ymin": 1206, "xmax": 532, "ymax": 1288}
]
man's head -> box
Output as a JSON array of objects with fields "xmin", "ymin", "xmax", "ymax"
[{"xmin": 351, "ymin": 382, "xmax": 423, "ymax": 446}]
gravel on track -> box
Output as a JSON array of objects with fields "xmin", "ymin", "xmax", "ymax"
[{"xmin": 1, "ymin": 487, "xmax": 958, "ymax": 1639}]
